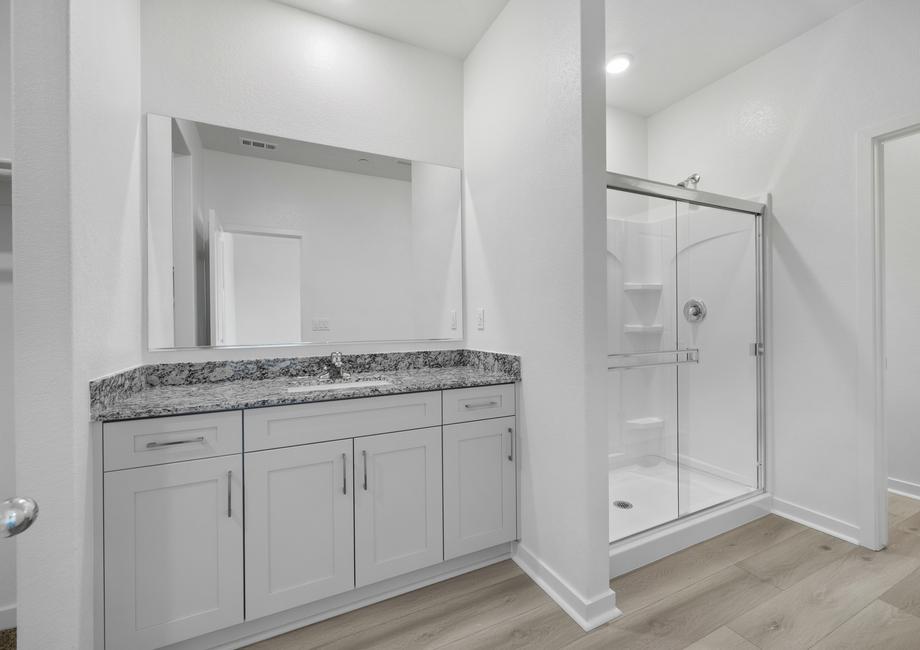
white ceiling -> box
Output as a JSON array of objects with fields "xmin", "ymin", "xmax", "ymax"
[
  {"xmin": 606, "ymin": 0, "xmax": 865, "ymax": 116},
  {"xmin": 275, "ymin": 0, "xmax": 509, "ymax": 58}
]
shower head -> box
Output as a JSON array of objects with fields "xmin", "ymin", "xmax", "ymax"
[{"xmin": 677, "ymin": 173, "xmax": 701, "ymax": 189}]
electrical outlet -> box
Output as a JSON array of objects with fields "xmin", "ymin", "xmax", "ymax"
[
  {"xmin": 476, "ymin": 308, "xmax": 485, "ymax": 331},
  {"xmin": 450, "ymin": 310, "xmax": 458, "ymax": 330},
  {"xmin": 311, "ymin": 318, "xmax": 330, "ymax": 332}
]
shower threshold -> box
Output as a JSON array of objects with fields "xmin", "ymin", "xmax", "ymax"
[{"xmin": 608, "ymin": 487, "xmax": 770, "ymax": 578}]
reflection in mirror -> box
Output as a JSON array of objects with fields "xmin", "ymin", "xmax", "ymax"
[{"xmin": 146, "ymin": 114, "xmax": 463, "ymax": 349}]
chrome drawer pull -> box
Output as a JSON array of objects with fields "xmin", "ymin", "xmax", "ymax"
[
  {"xmin": 464, "ymin": 401, "xmax": 499, "ymax": 410},
  {"xmin": 342, "ymin": 453, "xmax": 347, "ymax": 495},
  {"xmin": 507, "ymin": 427, "xmax": 513, "ymax": 461},
  {"xmin": 227, "ymin": 470, "xmax": 232, "ymax": 518},
  {"xmin": 362, "ymin": 450, "xmax": 368, "ymax": 491},
  {"xmin": 145, "ymin": 436, "xmax": 206, "ymax": 449}
]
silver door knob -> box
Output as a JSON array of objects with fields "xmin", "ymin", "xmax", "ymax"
[{"xmin": 1, "ymin": 497, "xmax": 39, "ymax": 538}]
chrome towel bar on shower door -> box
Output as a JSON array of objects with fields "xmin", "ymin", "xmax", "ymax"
[{"xmin": 607, "ymin": 348, "xmax": 700, "ymax": 371}]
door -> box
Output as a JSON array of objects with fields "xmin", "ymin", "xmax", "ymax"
[
  {"xmin": 606, "ymin": 176, "xmax": 763, "ymax": 542},
  {"xmin": 245, "ymin": 439, "xmax": 355, "ymax": 619},
  {"xmin": 607, "ymin": 194, "xmax": 682, "ymax": 540},
  {"xmin": 104, "ymin": 456, "xmax": 243, "ymax": 650},
  {"xmin": 354, "ymin": 427, "xmax": 442, "ymax": 587},
  {"xmin": 676, "ymin": 203, "xmax": 760, "ymax": 516},
  {"xmin": 443, "ymin": 417, "xmax": 516, "ymax": 559}
]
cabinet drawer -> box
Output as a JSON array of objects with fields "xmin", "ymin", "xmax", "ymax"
[
  {"xmin": 103, "ymin": 411, "xmax": 242, "ymax": 472},
  {"xmin": 442, "ymin": 384, "xmax": 515, "ymax": 424},
  {"xmin": 244, "ymin": 392, "xmax": 442, "ymax": 452}
]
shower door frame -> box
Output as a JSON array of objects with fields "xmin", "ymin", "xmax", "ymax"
[{"xmin": 606, "ymin": 171, "xmax": 768, "ymax": 542}]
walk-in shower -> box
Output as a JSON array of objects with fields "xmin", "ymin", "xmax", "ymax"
[{"xmin": 606, "ymin": 172, "xmax": 765, "ymax": 546}]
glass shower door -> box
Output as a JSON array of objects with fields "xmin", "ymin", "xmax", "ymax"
[
  {"xmin": 675, "ymin": 202, "xmax": 761, "ymax": 517},
  {"xmin": 607, "ymin": 192, "xmax": 683, "ymax": 541},
  {"xmin": 607, "ymin": 176, "xmax": 763, "ymax": 544}
]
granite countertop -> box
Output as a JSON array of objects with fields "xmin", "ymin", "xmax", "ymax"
[{"xmin": 91, "ymin": 350, "xmax": 520, "ymax": 422}]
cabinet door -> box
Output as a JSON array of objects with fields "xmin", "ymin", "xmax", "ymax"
[
  {"xmin": 104, "ymin": 456, "xmax": 243, "ymax": 650},
  {"xmin": 245, "ymin": 439, "xmax": 355, "ymax": 619},
  {"xmin": 354, "ymin": 427, "xmax": 443, "ymax": 587},
  {"xmin": 443, "ymin": 417, "xmax": 517, "ymax": 560}
]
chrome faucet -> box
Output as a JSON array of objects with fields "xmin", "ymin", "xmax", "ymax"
[{"xmin": 322, "ymin": 351, "xmax": 350, "ymax": 382}]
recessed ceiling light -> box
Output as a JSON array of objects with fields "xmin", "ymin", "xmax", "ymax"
[{"xmin": 606, "ymin": 54, "xmax": 633, "ymax": 75}]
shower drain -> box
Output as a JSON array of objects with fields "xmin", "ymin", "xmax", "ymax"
[{"xmin": 613, "ymin": 500, "xmax": 634, "ymax": 510}]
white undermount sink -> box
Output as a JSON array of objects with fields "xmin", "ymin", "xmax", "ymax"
[{"xmin": 286, "ymin": 379, "xmax": 391, "ymax": 394}]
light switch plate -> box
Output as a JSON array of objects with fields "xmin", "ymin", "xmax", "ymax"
[
  {"xmin": 450, "ymin": 310, "xmax": 458, "ymax": 330},
  {"xmin": 476, "ymin": 308, "xmax": 485, "ymax": 331},
  {"xmin": 311, "ymin": 318, "xmax": 330, "ymax": 331}
]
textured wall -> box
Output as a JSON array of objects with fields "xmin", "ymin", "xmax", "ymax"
[
  {"xmin": 140, "ymin": 0, "xmax": 465, "ymax": 362},
  {"xmin": 465, "ymin": 0, "xmax": 615, "ymax": 626},
  {"xmin": 647, "ymin": 0, "xmax": 920, "ymax": 540},
  {"xmin": 14, "ymin": 0, "xmax": 143, "ymax": 646}
]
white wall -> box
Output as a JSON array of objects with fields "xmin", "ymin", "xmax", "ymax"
[
  {"xmin": 140, "ymin": 0, "xmax": 464, "ymax": 362},
  {"xmin": 883, "ymin": 131, "xmax": 920, "ymax": 498},
  {"xmin": 0, "ymin": 0, "xmax": 12, "ymax": 631},
  {"xmin": 646, "ymin": 0, "xmax": 920, "ymax": 541},
  {"xmin": 465, "ymin": 0, "xmax": 616, "ymax": 628},
  {"xmin": 14, "ymin": 0, "xmax": 142, "ymax": 647},
  {"xmin": 0, "ymin": 176, "xmax": 12, "ymax": 631}
]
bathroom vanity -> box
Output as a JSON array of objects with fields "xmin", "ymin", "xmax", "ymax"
[{"xmin": 91, "ymin": 351, "xmax": 520, "ymax": 650}]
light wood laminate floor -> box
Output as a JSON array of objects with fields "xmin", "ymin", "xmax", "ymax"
[{"xmin": 249, "ymin": 493, "xmax": 920, "ymax": 649}]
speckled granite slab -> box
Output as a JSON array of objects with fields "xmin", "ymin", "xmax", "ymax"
[{"xmin": 91, "ymin": 350, "xmax": 520, "ymax": 421}]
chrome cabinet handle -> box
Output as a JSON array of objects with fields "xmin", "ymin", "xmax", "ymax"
[
  {"xmin": 146, "ymin": 436, "xmax": 205, "ymax": 449},
  {"xmin": 507, "ymin": 427, "xmax": 513, "ymax": 461},
  {"xmin": 464, "ymin": 401, "xmax": 498, "ymax": 410},
  {"xmin": 227, "ymin": 470, "xmax": 232, "ymax": 518},
  {"xmin": 342, "ymin": 453, "xmax": 347, "ymax": 495},
  {"xmin": 362, "ymin": 450, "xmax": 368, "ymax": 491}
]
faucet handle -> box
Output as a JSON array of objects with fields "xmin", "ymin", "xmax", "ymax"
[{"xmin": 330, "ymin": 351, "xmax": 343, "ymax": 367}]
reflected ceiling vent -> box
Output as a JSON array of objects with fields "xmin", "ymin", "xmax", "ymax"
[{"xmin": 240, "ymin": 136, "xmax": 277, "ymax": 151}]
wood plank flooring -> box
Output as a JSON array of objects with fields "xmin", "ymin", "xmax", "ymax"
[{"xmin": 249, "ymin": 493, "xmax": 920, "ymax": 649}]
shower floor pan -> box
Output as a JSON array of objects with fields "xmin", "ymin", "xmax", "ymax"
[{"xmin": 609, "ymin": 459, "xmax": 754, "ymax": 543}]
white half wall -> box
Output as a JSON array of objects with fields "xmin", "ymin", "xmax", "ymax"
[
  {"xmin": 140, "ymin": 0, "xmax": 465, "ymax": 362},
  {"xmin": 883, "ymin": 131, "xmax": 920, "ymax": 500},
  {"xmin": 0, "ymin": 0, "xmax": 12, "ymax": 631},
  {"xmin": 646, "ymin": 0, "xmax": 920, "ymax": 542},
  {"xmin": 0, "ymin": 178, "xmax": 13, "ymax": 631},
  {"xmin": 464, "ymin": 0, "xmax": 617, "ymax": 630},
  {"xmin": 14, "ymin": 0, "xmax": 143, "ymax": 646}
]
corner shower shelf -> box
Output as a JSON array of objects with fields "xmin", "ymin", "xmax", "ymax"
[
  {"xmin": 625, "ymin": 417, "xmax": 665, "ymax": 430},
  {"xmin": 623, "ymin": 282, "xmax": 663, "ymax": 292},
  {"xmin": 624, "ymin": 324, "xmax": 664, "ymax": 334}
]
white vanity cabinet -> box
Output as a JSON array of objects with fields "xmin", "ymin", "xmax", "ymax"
[
  {"xmin": 355, "ymin": 427, "xmax": 443, "ymax": 586},
  {"xmin": 244, "ymin": 439, "xmax": 355, "ymax": 620},
  {"xmin": 443, "ymin": 416, "xmax": 517, "ymax": 560},
  {"xmin": 104, "ymin": 454, "xmax": 244, "ymax": 650},
  {"xmin": 99, "ymin": 384, "xmax": 516, "ymax": 649}
]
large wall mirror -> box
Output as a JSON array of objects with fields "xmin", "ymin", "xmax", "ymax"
[{"xmin": 146, "ymin": 114, "xmax": 463, "ymax": 349}]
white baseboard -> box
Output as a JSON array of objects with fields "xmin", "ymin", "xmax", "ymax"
[
  {"xmin": 772, "ymin": 497, "xmax": 860, "ymax": 545},
  {"xmin": 0, "ymin": 603, "xmax": 15, "ymax": 631},
  {"xmin": 512, "ymin": 542, "xmax": 620, "ymax": 631},
  {"xmin": 609, "ymin": 492, "xmax": 772, "ymax": 578},
  {"xmin": 170, "ymin": 544, "xmax": 512, "ymax": 650},
  {"xmin": 889, "ymin": 478, "xmax": 920, "ymax": 501}
]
